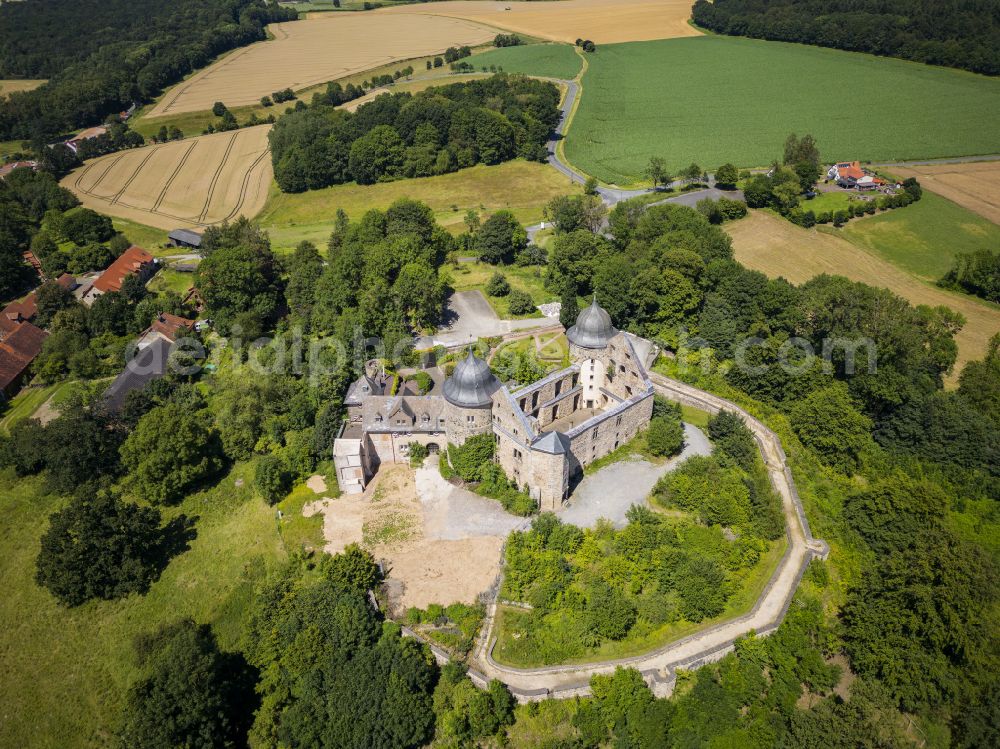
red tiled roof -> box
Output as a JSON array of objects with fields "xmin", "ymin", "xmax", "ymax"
[
  {"xmin": 55, "ymin": 273, "xmax": 76, "ymax": 290},
  {"xmin": 0, "ymin": 321, "xmax": 47, "ymax": 390},
  {"xmin": 92, "ymin": 245, "xmax": 154, "ymax": 294},
  {"xmin": 0, "ymin": 160, "xmax": 37, "ymax": 179},
  {"xmin": 1, "ymin": 295, "xmax": 36, "ymax": 327},
  {"xmin": 837, "ymin": 161, "xmax": 865, "ymax": 180},
  {"xmin": 148, "ymin": 312, "xmax": 195, "ymax": 341}
]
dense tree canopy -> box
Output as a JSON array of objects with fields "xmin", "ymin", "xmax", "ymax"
[
  {"xmin": 270, "ymin": 75, "xmax": 560, "ymax": 192},
  {"xmin": 0, "ymin": 0, "xmax": 297, "ymax": 140},
  {"xmin": 117, "ymin": 619, "xmax": 255, "ymax": 748},
  {"xmin": 35, "ymin": 492, "xmax": 188, "ymax": 606},
  {"xmin": 244, "ymin": 551, "xmax": 438, "ymax": 749},
  {"xmin": 692, "ymin": 0, "xmax": 1000, "ymax": 76}
]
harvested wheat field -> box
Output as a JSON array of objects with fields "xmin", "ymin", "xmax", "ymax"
[
  {"xmin": 148, "ymin": 14, "xmax": 496, "ymax": 116},
  {"xmin": 383, "ymin": 0, "xmax": 700, "ymax": 45},
  {"xmin": 62, "ymin": 126, "xmax": 273, "ymax": 232},
  {"xmin": 727, "ymin": 211, "xmax": 1000, "ymax": 378},
  {"xmin": 890, "ymin": 161, "xmax": 1000, "ymax": 226},
  {"xmin": 308, "ymin": 464, "xmax": 514, "ymax": 612},
  {"xmin": 0, "ymin": 79, "xmax": 45, "ymax": 96}
]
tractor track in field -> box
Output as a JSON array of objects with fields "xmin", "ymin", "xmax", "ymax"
[
  {"xmin": 195, "ymin": 132, "xmax": 238, "ymax": 223},
  {"xmin": 152, "ymin": 140, "xmax": 198, "ymax": 213},
  {"xmin": 221, "ymin": 146, "xmax": 272, "ymax": 224}
]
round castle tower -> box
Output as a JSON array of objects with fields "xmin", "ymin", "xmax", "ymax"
[
  {"xmin": 566, "ymin": 297, "xmax": 618, "ymax": 409},
  {"xmin": 442, "ymin": 349, "xmax": 499, "ymax": 445}
]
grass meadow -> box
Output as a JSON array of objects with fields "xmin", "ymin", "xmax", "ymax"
[
  {"xmin": 836, "ymin": 190, "xmax": 1000, "ymax": 281},
  {"xmin": 446, "ymin": 260, "xmax": 554, "ymax": 318},
  {"xmin": 257, "ymin": 160, "xmax": 577, "ymax": 251},
  {"xmin": 467, "ymin": 43, "xmax": 583, "ymax": 79},
  {"xmin": 0, "ymin": 461, "xmax": 325, "ymax": 747},
  {"xmin": 565, "ymin": 36, "xmax": 1000, "ymax": 184}
]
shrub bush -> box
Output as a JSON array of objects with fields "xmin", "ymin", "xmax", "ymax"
[
  {"xmin": 507, "ymin": 289, "xmax": 536, "ymax": 315},
  {"xmin": 486, "ymin": 272, "xmax": 511, "ymax": 297}
]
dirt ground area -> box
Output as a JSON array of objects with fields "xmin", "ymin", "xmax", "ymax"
[
  {"xmin": 891, "ymin": 161, "xmax": 1000, "ymax": 225},
  {"xmin": 61, "ymin": 126, "xmax": 273, "ymax": 231},
  {"xmin": 726, "ymin": 210, "xmax": 1000, "ymax": 379},
  {"xmin": 383, "ymin": 0, "xmax": 701, "ymax": 45},
  {"xmin": 0, "ymin": 79, "xmax": 46, "ymax": 96},
  {"xmin": 147, "ymin": 14, "xmax": 497, "ymax": 116},
  {"xmin": 306, "ymin": 464, "xmax": 513, "ymax": 612}
]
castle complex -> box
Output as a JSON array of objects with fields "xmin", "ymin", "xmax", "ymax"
[{"xmin": 333, "ymin": 299, "xmax": 655, "ymax": 511}]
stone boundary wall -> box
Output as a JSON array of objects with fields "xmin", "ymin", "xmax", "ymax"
[{"xmin": 400, "ymin": 372, "xmax": 828, "ymax": 703}]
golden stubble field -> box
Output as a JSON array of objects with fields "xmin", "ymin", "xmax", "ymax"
[
  {"xmin": 382, "ymin": 0, "xmax": 701, "ymax": 45},
  {"xmin": 0, "ymin": 79, "xmax": 46, "ymax": 96},
  {"xmin": 726, "ymin": 211, "xmax": 1000, "ymax": 378},
  {"xmin": 890, "ymin": 161, "xmax": 1000, "ymax": 226},
  {"xmin": 147, "ymin": 14, "xmax": 497, "ymax": 116},
  {"xmin": 61, "ymin": 126, "xmax": 273, "ymax": 232}
]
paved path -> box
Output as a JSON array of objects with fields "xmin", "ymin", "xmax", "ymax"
[
  {"xmin": 419, "ymin": 290, "xmax": 558, "ymax": 348},
  {"xmin": 464, "ymin": 373, "xmax": 828, "ymax": 700},
  {"xmin": 558, "ymin": 423, "xmax": 711, "ymax": 528}
]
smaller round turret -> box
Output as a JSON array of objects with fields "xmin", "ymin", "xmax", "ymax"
[{"xmin": 443, "ymin": 349, "xmax": 499, "ymax": 408}]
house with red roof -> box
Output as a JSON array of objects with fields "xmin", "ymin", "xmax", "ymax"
[
  {"xmin": 0, "ymin": 321, "xmax": 47, "ymax": 400},
  {"xmin": 0, "ymin": 160, "xmax": 38, "ymax": 180},
  {"xmin": 828, "ymin": 161, "xmax": 887, "ymax": 190},
  {"xmin": 1, "ymin": 273, "xmax": 78, "ymax": 332},
  {"xmin": 81, "ymin": 246, "xmax": 156, "ymax": 306}
]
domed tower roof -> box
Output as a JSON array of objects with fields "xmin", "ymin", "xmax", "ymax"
[
  {"xmin": 443, "ymin": 349, "xmax": 500, "ymax": 408},
  {"xmin": 566, "ymin": 296, "xmax": 616, "ymax": 349}
]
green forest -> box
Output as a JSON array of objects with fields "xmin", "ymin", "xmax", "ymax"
[
  {"xmin": 1, "ymin": 193, "xmax": 998, "ymax": 744},
  {"xmin": 692, "ymin": 0, "xmax": 1000, "ymax": 76},
  {"xmin": 269, "ymin": 75, "xmax": 560, "ymax": 192},
  {"xmin": 0, "ymin": 0, "xmax": 297, "ymax": 140}
]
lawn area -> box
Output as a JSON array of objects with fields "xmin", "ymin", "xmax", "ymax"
[
  {"xmin": 802, "ymin": 190, "xmax": 853, "ymax": 215},
  {"xmin": 468, "ymin": 43, "xmax": 583, "ymax": 79},
  {"xmin": 147, "ymin": 266, "xmax": 197, "ymax": 296},
  {"xmin": 565, "ymin": 35, "xmax": 1000, "ymax": 184},
  {"xmin": 834, "ymin": 190, "xmax": 1000, "ymax": 282},
  {"xmin": 113, "ymin": 218, "xmax": 171, "ymax": 255},
  {"xmin": 680, "ymin": 404, "xmax": 712, "ymax": 430},
  {"xmin": 0, "ymin": 384, "xmax": 59, "ymax": 435},
  {"xmin": 258, "ymin": 160, "xmax": 577, "ymax": 251},
  {"xmin": 446, "ymin": 260, "xmax": 554, "ymax": 318},
  {"xmin": 0, "ymin": 464, "xmax": 290, "ymax": 748},
  {"xmin": 492, "ymin": 535, "xmax": 787, "ymax": 668},
  {"xmin": 0, "ymin": 79, "xmax": 46, "ymax": 96}
]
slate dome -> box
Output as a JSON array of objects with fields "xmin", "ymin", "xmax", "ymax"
[
  {"xmin": 443, "ymin": 349, "xmax": 500, "ymax": 408},
  {"xmin": 566, "ymin": 297, "xmax": 616, "ymax": 349}
]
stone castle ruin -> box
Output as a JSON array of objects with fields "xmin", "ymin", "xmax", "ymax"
[{"xmin": 333, "ymin": 299, "xmax": 654, "ymax": 511}]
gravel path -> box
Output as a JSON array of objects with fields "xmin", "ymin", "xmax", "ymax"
[{"xmin": 558, "ymin": 423, "xmax": 711, "ymax": 528}]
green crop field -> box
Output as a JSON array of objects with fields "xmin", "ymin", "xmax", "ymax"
[
  {"xmin": 565, "ymin": 36, "xmax": 1000, "ymax": 185},
  {"xmin": 469, "ymin": 43, "xmax": 582, "ymax": 80}
]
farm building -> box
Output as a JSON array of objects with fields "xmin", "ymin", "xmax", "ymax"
[
  {"xmin": 64, "ymin": 126, "xmax": 107, "ymax": 154},
  {"xmin": 334, "ymin": 299, "xmax": 654, "ymax": 508},
  {"xmin": 0, "ymin": 321, "xmax": 47, "ymax": 400},
  {"xmin": 167, "ymin": 228, "xmax": 203, "ymax": 249},
  {"xmin": 0, "ymin": 160, "xmax": 37, "ymax": 180},
  {"xmin": 828, "ymin": 161, "xmax": 887, "ymax": 190},
  {"xmin": 81, "ymin": 245, "xmax": 156, "ymax": 306},
  {"xmin": 102, "ymin": 311, "xmax": 197, "ymax": 411},
  {"xmin": 1, "ymin": 273, "xmax": 77, "ymax": 332}
]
